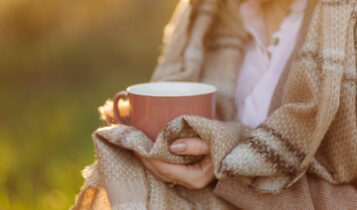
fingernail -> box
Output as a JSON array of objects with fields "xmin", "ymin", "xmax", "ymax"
[{"xmin": 170, "ymin": 142, "xmax": 186, "ymax": 153}]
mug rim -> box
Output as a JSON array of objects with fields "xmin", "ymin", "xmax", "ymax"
[{"xmin": 126, "ymin": 82, "xmax": 217, "ymax": 97}]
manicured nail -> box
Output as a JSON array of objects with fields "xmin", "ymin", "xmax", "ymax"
[{"xmin": 170, "ymin": 142, "xmax": 186, "ymax": 153}]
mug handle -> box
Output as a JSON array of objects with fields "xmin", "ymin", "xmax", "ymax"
[{"xmin": 113, "ymin": 91, "xmax": 130, "ymax": 124}]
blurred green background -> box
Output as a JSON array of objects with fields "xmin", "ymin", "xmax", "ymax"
[{"xmin": 0, "ymin": 0, "xmax": 177, "ymax": 209}]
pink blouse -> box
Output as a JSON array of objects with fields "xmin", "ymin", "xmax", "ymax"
[{"xmin": 236, "ymin": 0, "xmax": 307, "ymax": 128}]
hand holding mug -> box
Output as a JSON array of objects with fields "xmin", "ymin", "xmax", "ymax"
[{"xmin": 135, "ymin": 137, "xmax": 215, "ymax": 189}]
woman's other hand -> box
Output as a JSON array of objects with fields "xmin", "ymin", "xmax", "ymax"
[{"xmin": 135, "ymin": 138, "xmax": 215, "ymax": 189}]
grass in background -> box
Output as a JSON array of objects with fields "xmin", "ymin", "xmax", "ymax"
[{"xmin": 0, "ymin": 0, "xmax": 177, "ymax": 209}]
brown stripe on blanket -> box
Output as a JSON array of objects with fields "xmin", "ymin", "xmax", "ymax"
[
  {"xmin": 299, "ymin": 51, "xmax": 323, "ymax": 66},
  {"xmin": 246, "ymin": 137, "xmax": 299, "ymax": 176},
  {"xmin": 353, "ymin": 10, "xmax": 357, "ymax": 17},
  {"xmin": 258, "ymin": 124, "xmax": 306, "ymax": 162},
  {"xmin": 324, "ymin": 57, "xmax": 345, "ymax": 66},
  {"xmin": 322, "ymin": 0, "xmax": 350, "ymax": 6},
  {"xmin": 299, "ymin": 51, "xmax": 346, "ymax": 67},
  {"xmin": 343, "ymin": 73, "xmax": 357, "ymax": 84}
]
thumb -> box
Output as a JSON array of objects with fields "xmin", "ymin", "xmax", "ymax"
[{"xmin": 169, "ymin": 138, "xmax": 210, "ymax": 155}]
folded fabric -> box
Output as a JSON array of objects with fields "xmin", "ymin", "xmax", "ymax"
[{"xmin": 72, "ymin": 107, "xmax": 250, "ymax": 210}]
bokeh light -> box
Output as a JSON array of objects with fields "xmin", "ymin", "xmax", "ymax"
[{"xmin": 0, "ymin": 0, "xmax": 177, "ymax": 209}]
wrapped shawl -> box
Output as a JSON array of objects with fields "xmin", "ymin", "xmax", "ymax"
[{"xmin": 72, "ymin": 0, "xmax": 357, "ymax": 209}]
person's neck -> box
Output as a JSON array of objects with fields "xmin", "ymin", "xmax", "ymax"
[{"xmin": 261, "ymin": 0, "xmax": 295, "ymax": 46}]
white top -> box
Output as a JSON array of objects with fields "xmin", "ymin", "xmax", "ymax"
[{"xmin": 236, "ymin": 0, "xmax": 307, "ymax": 128}]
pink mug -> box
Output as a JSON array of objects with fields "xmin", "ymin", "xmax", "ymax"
[{"xmin": 113, "ymin": 82, "xmax": 216, "ymax": 140}]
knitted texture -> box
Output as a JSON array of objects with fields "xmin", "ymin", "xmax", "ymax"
[
  {"xmin": 72, "ymin": 0, "xmax": 357, "ymax": 209},
  {"xmin": 72, "ymin": 113, "xmax": 247, "ymax": 210}
]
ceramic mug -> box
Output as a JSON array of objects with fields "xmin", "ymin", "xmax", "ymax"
[{"xmin": 113, "ymin": 82, "xmax": 216, "ymax": 140}]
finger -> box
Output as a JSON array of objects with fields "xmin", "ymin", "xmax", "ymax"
[
  {"xmin": 135, "ymin": 153, "xmax": 215, "ymax": 189},
  {"xmin": 149, "ymin": 157, "xmax": 214, "ymax": 189},
  {"xmin": 148, "ymin": 158, "xmax": 197, "ymax": 183},
  {"xmin": 138, "ymin": 157, "xmax": 196, "ymax": 189},
  {"xmin": 186, "ymin": 155, "xmax": 215, "ymax": 189},
  {"xmin": 134, "ymin": 153, "xmax": 183, "ymax": 184},
  {"xmin": 135, "ymin": 155, "xmax": 174, "ymax": 183},
  {"xmin": 169, "ymin": 138, "xmax": 210, "ymax": 155}
]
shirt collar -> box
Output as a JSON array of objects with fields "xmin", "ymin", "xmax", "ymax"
[{"xmin": 240, "ymin": 0, "xmax": 307, "ymax": 49}]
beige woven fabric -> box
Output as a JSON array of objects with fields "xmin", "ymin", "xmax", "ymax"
[
  {"xmin": 73, "ymin": 113, "xmax": 249, "ymax": 210},
  {"xmin": 72, "ymin": 0, "xmax": 357, "ymax": 209},
  {"xmin": 214, "ymin": 175, "xmax": 357, "ymax": 210}
]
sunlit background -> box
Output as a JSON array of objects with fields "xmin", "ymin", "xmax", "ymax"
[{"xmin": 0, "ymin": 0, "xmax": 177, "ymax": 209}]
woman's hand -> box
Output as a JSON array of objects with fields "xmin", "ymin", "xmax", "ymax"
[{"xmin": 135, "ymin": 137, "xmax": 215, "ymax": 189}]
